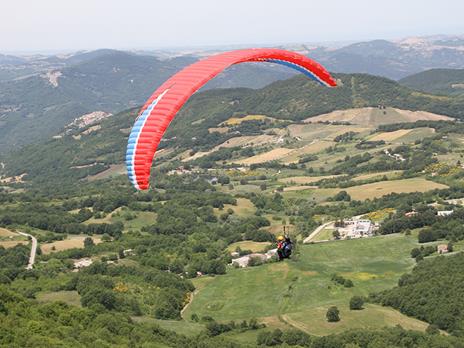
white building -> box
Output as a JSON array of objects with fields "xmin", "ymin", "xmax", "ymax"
[{"xmin": 337, "ymin": 219, "xmax": 374, "ymax": 239}]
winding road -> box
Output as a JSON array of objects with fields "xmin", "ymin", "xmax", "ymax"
[{"xmin": 17, "ymin": 231, "xmax": 37, "ymax": 269}]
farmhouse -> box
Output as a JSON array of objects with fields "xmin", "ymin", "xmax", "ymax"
[
  {"xmin": 437, "ymin": 244, "xmax": 449, "ymax": 254},
  {"xmin": 437, "ymin": 210, "xmax": 454, "ymax": 217},
  {"xmin": 337, "ymin": 219, "xmax": 374, "ymax": 239},
  {"xmin": 73, "ymin": 258, "xmax": 93, "ymax": 269}
]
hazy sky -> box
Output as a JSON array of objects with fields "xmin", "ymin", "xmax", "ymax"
[{"xmin": 2, "ymin": 0, "xmax": 463, "ymax": 52}]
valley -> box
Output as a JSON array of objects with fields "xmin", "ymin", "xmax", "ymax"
[{"xmin": 2, "ymin": 58, "xmax": 464, "ymax": 347}]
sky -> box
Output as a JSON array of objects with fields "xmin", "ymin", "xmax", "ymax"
[{"xmin": 1, "ymin": 0, "xmax": 464, "ymax": 53}]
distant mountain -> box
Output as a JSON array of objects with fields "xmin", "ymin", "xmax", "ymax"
[
  {"xmin": 400, "ymin": 69, "xmax": 464, "ymax": 96},
  {"xmin": 307, "ymin": 37, "xmax": 464, "ymax": 80},
  {"xmin": 2, "ymin": 35, "xmax": 464, "ymax": 151},
  {"xmin": 0, "ymin": 50, "xmax": 295, "ymax": 153}
]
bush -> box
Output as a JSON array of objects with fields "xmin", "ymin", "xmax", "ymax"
[
  {"xmin": 326, "ymin": 306, "xmax": 340, "ymax": 322},
  {"xmin": 257, "ymin": 329, "xmax": 283, "ymax": 346},
  {"xmin": 349, "ymin": 296, "xmax": 364, "ymax": 310}
]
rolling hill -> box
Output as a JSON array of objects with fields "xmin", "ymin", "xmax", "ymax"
[
  {"xmin": 400, "ymin": 68, "xmax": 464, "ymax": 96},
  {"xmin": 0, "ymin": 50, "xmax": 294, "ymax": 153},
  {"xmin": 305, "ymin": 107, "xmax": 454, "ymax": 127},
  {"xmin": 3, "ymin": 71, "xmax": 464, "ymax": 190}
]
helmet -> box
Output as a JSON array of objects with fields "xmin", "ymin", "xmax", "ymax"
[{"xmin": 277, "ymin": 235, "xmax": 284, "ymax": 241}]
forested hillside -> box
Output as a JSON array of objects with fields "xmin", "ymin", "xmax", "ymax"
[
  {"xmin": 0, "ymin": 50, "xmax": 294, "ymax": 153},
  {"xmin": 373, "ymin": 253, "xmax": 464, "ymax": 335},
  {"xmin": 4, "ymin": 67, "xmax": 464, "ymax": 346},
  {"xmin": 400, "ymin": 69, "xmax": 464, "ymax": 96}
]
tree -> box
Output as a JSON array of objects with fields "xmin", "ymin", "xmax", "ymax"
[
  {"xmin": 410, "ymin": 248, "xmax": 421, "ymax": 258},
  {"xmin": 334, "ymin": 191, "xmax": 351, "ymax": 202},
  {"xmin": 333, "ymin": 230, "xmax": 340, "ymax": 240},
  {"xmin": 326, "ymin": 306, "xmax": 340, "ymax": 322},
  {"xmin": 349, "ymin": 296, "xmax": 364, "ymax": 310},
  {"xmin": 118, "ymin": 248, "xmax": 125, "ymax": 259},
  {"xmin": 344, "ymin": 279, "xmax": 354, "ymax": 288},
  {"xmin": 83, "ymin": 237, "xmax": 94, "ymax": 248}
]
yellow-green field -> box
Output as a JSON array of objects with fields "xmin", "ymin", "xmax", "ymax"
[
  {"xmin": 369, "ymin": 129, "xmax": 414, "ymax": 142},
  {"xmin": 0, "ymin": 227, "xmax": 17, "ymax": 238},
  {"xmin": 280, "ymin": 141, "xmax": 335, "ymax": 164},
  {"xmin": 84, "ymin": 208, "xmax": 157, "ymax": 231},
  {"xmin": 345, "ymin": 178, "xmax": 448, "ymax": 200},
  {"xmin": 87, "ymin": 164, "xmax": 126, "ymax": 181},
  {"xmin": 214, "ymin": 198, "xmax": 256, "ymax": 217},
  {"xmin": 238, "ymin": 148, "xmax": 294, "ymax": 165},
  {"xmin": 227, "ymin": 241, "xmax": 271, "ymax": 253},
  {"xmin": 0, "ymin": 240, "xmax": 28, "ymax": 248},
  {"xmin": 41, "ymin": 235, "xmax": 102, "ymax": 254},
  {"xmin": 279, "ymin": 175, "xmax": 340, "ymax": 185},
  {"xmin": 284, "ymin": 303, "xmax": 430, "ymax": 336},
  {"xmin": 37, "ymin": 291, "xmax": 81, "ymax": 307},
  {"xmin": 221, "ymin": 114, "xmax": 271, "ymax": 126},
  {"xmin": 353, "ymin": 171, "xmax": 403, "ymax": 181},
  {"xmin": 184, "ymin": 234, "xmax": 428, "ymax": 336},
  {"xmin": 369, "ymin": 127, "xmax": 434, "ymax": 143},
  {"xmin": 313, "ymin": 228, "xmax": 334, "ymax": 242}
]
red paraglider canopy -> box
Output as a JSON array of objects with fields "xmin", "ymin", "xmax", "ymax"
[{"xmin": 126, "ymin": 48, "xmax": 336, "ymax": 190}]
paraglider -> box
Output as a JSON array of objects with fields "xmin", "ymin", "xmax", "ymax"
[
  {"xmin": 126, "ymin": 48, "xmax": 336, "ymax": 190},
  {"xmin": 277, "ymin": 235, "xmax": 293, "ymax": 261}
]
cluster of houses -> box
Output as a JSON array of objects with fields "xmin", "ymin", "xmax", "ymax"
[
  {"xmin": 336, "ymin": 218, "xmax": 377, "ymax": 239},
  {"xmin": 383, "ymin": 149, "xmax": 406, "ymax": 162}
]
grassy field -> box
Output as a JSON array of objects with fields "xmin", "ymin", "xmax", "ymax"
[
  {"xmin": 222, "ymin": 114, "xmax": 271, "ymax": 126},
  {"xmin": 84, "ymin": 208, "xmax": 157, "ymax": 231},
  {"xmin": 238, "ymin": 148, "xmax": 294, "ymax": 165},
  {"xmin": 353, "ymin": 171, "xmax": 403, "ymax": 181},
  {"xmin": 184, "ymin": 234, "xmax": 425, "ymax": 336},
  {"xmin": 37, "ymin": 291, "xmax": 81, "ymax": 307},
  {"xmin": 0, "ymin": 227, "xmax": 17, "ymax": 237},
  {"xmin": 87, "ymin": 164, "xmax": 125, "ymax": 181},
  {"xmin": 0, "ymin": 240, "xmax": 28, "ymax": 248},
  {"xmin": 284, "ymin": 303, "xmax": 430, "ymax": 336},
  {"xmin": 280, "ymin": 141, "xmax": 335, "ymax": 164},
  {"xmin": 313, "ymin": 228, "xmax": 334, "ymax": 242},
  {"xmin": 345, "ymin": 178, "xmax": 448, "ymax": 200},
  {"xmin": 214, "ymin": 198, "xmax": 256, "ymax": 218},
  {"xmin": 279, "ymin": 175, "xmax": 340, "ymax": 185},
  {"xmin": 369, "ymin": 129, "xmax": 415, "ymax": 142},
  {"xmin": 283, "ymin": 185, "xmax": 318, "ymax": 192},
  {"xmin": 41, "ymin": 235, "xmax": 102, "ymax": 254},
  {"xmin": 227, "ymin": 241, "xmax": 271, "ymax": 253},
  {"xmin": 369, "ymin": 127, "xmax": 434, "ymax": 143}
]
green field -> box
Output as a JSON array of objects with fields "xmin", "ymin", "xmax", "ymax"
[
  {"xmin": 84, "ymin": 208, "xmax": 157, "ymax": 232},
  {"xmin": 313, "ymin": 228, "xmax": 334, "ymax": 242},
  {"xmin": 214, "ymin": 198, "xmax": 256, "ymax": 218},
  {"xmin": 37, "ymin": 291, "xmax": 81, "ymax": 307},
  {"xmin": 345, "ymin": 178, "xmax": 448, "ymax": 200},
  {"xmin": 184, "ymin": 234, "xmax": 426, "ymax": 336},
  {"xmin": 227, "ymin": 241, "xmax": 271, "ymax": 253}
]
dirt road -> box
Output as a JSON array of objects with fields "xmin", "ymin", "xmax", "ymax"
[{"xmin": 17, "ymin": 231, "xmax": 37, "ymax": 269}]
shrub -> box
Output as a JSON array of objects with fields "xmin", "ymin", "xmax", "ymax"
[
  {"xmin": 326, "ymin": 306, "xmax": 340, "ymax": 322},
  {"xmin": 349, "ymin": 296, "xmax": 364, "ymax": 310}
]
